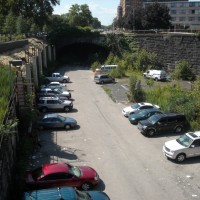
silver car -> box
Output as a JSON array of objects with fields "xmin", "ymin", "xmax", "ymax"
[
  {"xmin": 37, "ymin": 96, "xmax": 73, "ymax": 113},
  {"xmin": 94, "ymin": 74, "xmax": 115, "ymax": 84}
]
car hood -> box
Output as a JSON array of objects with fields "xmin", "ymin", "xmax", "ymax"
[
  {"xmin": 87, "ymin": 191, "xmax": 110, "ymax": 200},
  {"xmin": 65, "ymin": 117, "xmax": 77, "ymax": 124},
  {"xmin": 79, "ymin": 166, "xmax": 98, "ymax": 179},
  {"xmin": 165, "ymin": 140, "xmax": 185, "ymax": 151},
  {"xmin": 129, "ymin": 113, "xmax": 142, "ymax": 120}
]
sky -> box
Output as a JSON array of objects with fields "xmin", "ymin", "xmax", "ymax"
[{"xmin": 53, "ymin": 0, "xmax": 119, "ymax": 26}]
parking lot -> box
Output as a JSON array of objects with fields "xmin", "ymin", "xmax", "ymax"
[{"xmin": 29, "ymin": 66, "xmax": 200, "ymax": 200}]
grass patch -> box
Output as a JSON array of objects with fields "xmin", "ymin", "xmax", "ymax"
[{"xmin": 102, "ymin": 86, "xmax": 116, "ymax": 102}]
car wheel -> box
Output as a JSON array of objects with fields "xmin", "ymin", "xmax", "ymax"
[
  {"xmin": 64, "ymin": 124, "xmax": 71, "ymax": 130},
  {"xmin": 100, "ymin": 81, "xmax": 104, "ymax": 84},
  {"xmin": 41, "ymin": 107, "xmax": 47, "ymax": 113},
  {"xmin": 81, "ymin": 182, "xmax": 93, "ymax": 191},
  {"xmin": 64, "ymin": 106, "xmax": 70, "ymax": 112},
  {"xmin": 176, "ymin": 153, "xmax": 186, "ymax": 163},
  {"xmin": 154, "ymin": 77, "xmax": 158, "ymax": 81},
  {"xmin": 147, "ymin": 129, "xmax": 155, "ymax": 137},
  {"xmin": 63, "ymin": 79, "xmax": 67, "ymax": 83},
  {"xmin": 175, "ymin": 126, "xmax": 182, "ymax": 133}
]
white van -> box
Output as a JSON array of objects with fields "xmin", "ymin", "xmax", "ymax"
[
  {"xmin": 143, "ymin": 70, "xmax": 167, "ymax": 81},
  {"xmin": 95, "ymin": 65, "xmax": 118, "ymax": 75}
]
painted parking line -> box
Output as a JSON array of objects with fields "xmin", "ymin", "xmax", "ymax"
[{"xmin": 121, "ymin": 84, "xmax": 129, "ymax": 91}]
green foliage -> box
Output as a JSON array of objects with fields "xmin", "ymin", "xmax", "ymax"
[
  {"xmin": 172, "ymin": 60, "xmax": 195, "ymax": 81},
  {"xmin": 134, "ymin": 49, "xmax": 160, "ymax": 71},
  {"xmin": 127, "ymin": 75, "xmax": 145, "ymax": 102},
  {"xmin": 109, "ymin": 67, "xmax": 125, "ymax": 78},
  {"xmin": 16, "ymin": 15, "xmax": 29, "ymax": 34},
  {"xmin": 3, "ymin": 11, "xmax": 16, "ymax": 33},
  {"xmin": 91, "ymin": 61, "xmax": 101, "ymax": 72}
]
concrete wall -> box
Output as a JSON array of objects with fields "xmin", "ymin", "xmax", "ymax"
[
  {"xmin": 0, "ymin": 40, "xmax": 28, "ymax": 54},
  {"xmin": 134, "ymin": 33, "xmax": 200, "ymax": 74}
]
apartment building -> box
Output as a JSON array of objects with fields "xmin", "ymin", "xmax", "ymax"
[{"xmin": 117, "ymin": 0, "xmax": 200, "ymax": 30}]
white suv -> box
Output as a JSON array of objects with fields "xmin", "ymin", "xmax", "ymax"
[{"xmin": 163, "ymin": 131, "xmax": 200, "ymax": 162}]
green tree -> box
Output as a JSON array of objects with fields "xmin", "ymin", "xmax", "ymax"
[
  {"xmin": 66, "ymin": 4, "xmax": 93, "ymax": 27},
  {"xmin": 16, "ymin": 15, "xmax": 29, "ymax": 34},
  {"xmin": 142, "ymin": 3, "xmax": 171, "ymax": 29},
  {"xmin": 3, "ymin": 11, "xmax": 16, "ymax": 33},
  {"xmin": 172, "ymin": 60, "xmax": 195, "ymax": 81},
  {"xmin": 0, "ymin": 14, "xmax": 5, "ymax": 32},
  {"xmin": 92, "ymin": 17, "xmax": 101, "ymax": 29}
]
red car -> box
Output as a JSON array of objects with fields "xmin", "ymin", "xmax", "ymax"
[{"xmin": 25, "ymin": 163, "xmax": 100, "ymax": 191}]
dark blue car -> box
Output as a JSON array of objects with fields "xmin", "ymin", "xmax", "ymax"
[{"xmin": 24, "ymin": 187, "xmax": 110, "ymax": 200}]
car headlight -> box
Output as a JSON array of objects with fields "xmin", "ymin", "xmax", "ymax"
[
  {"xmin": 131, "ymin": 118, "xmax": 135, "ymax": 120},
  {"xmin": 94, "ymin": 174, "xmax": 99, "ymax": 181},
  {"xmin": 170, "ymin": 150, "xmax": 174, "ymax": 153},
  {"xmin": 143, "ymin": 125, "xmax": 147, "ymax": 129}
]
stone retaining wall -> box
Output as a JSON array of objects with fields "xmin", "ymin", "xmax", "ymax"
[{"xmin": 134, "ymin": 33, "xmax": 200, "ymax": 74}]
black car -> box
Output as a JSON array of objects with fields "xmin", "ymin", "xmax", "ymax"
[{"xmin": 137, "ymin": 113, "xmax": 188, "ymax": 137}]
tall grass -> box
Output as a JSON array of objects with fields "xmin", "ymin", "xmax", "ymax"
[{"xmin": 0, "ymin": 66, "xmax": 14, "ymax": 123}]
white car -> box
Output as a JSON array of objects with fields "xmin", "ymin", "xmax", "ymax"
[
  {"xmin": 41, "ymin": 82, "xmax": 67, "ymax": 90},
  {"xmin": 122, "ymin": 102, "xmax": 160, "ymax": 117},
  {"xmin": 163, "ymin": 131, "xmax": 200, "ymax": 162}
]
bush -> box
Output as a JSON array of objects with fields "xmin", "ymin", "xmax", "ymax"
[
  {"xmin": 172, "ymin": 60, "xmax": 195, "ymax": 81},
  {"xmin": 91, "ymin": 61, "xmax": 101, "ymax": 72}
]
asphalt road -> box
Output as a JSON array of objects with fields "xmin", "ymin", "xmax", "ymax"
[{"xmin": 30, "ymin": 66, "xmax": 200, "ymax": 200}]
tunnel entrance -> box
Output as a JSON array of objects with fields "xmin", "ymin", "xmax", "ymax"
[{"xmin": 56, "ymin": 43, "xmax": 110, "ymax": 66}]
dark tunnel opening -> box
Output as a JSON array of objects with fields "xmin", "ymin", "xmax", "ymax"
[{"xmin": 56, "ymin": 43, "xmax": 110, "ymax": 66}]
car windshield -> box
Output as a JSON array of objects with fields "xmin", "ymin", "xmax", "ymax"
[
  {"xmin": 54, "ymin": 89, "xmax": 62, "ymax": 94},
  {"xmin": 58, "ymin": 99, "xmax": 63, "ymax": 104},
  {"xmin": 68, "ymin": 164, "xmax": 81, "ymax": 177},
  {"xmin": 176, "ymin": 134, "xmax": 194, "ymax": 147},
  {"xmin": 57, "ymin": 115, "xmax": 66, "ymax": 121},
  {"xmin": 131, "ymin": 103, "xmax": 140, "ymax": 109},
  {"xmin": 148, "ymin": 114, "xmax": 161, "ymax": 124},
  {"xmin": 138, "ymin": 110, "xmax": 148, "ymax": 117},
  {"xmin": 76, "ymin": 190, "xmax": 91, "ymax": 200}
]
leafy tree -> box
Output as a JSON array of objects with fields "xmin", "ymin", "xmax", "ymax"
[
  {"xmin": 16, "ymin": 15, "xmax": 29, "ymax": 34},
  {"xmin": 0, "ymin": 14, "xmax": 5, "ymax": 32},
  {"xmin": 92, "ymin": 17, "xmax": 101, "ymax": 29},
  {"xmin": 172, "ymin": 60, "xmax": 195, "ymax": 81},
  {"xmin": 66, "ymin": 4, "xmax": 93, "ymax": 27},
  {"xmin": 3, "ymin": 11, "xmax": 16, "ymax": 33},
  {"xmin": 142, "ymin": 3, "xmax": 171, "ymax": 29}
]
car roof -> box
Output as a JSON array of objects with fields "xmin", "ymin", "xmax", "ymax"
[
  {"xmin": 187, "ymin": 131, "xmax": 200, "ymax": 139},
  {"xmin": 42, "ymin": 163, "xmax": 69, "ymax": 175},
  {"xmin": 155, "ymin": 113, "xmax": 185, "ymax": 117},
  {"xmin": 43, "ymin": 113, "xmax": 58, "ymax": 119},
  {"xmin": 39, "ymin": 96, "xmax": 59, "ymax": 100},
  {"xmin": 138, "ymin": 102, "xmax": 154, "ymax": 106},
  {"xmin": 24, "ymin": 187, "xmax": 76, "ymax": 200}
]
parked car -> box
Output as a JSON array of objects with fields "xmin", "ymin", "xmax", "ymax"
[
  {"xmin": 24, "ymin": 187, "xmax": 110, "ymax": 200},
  {"xmin": 25, "ymin": 163, "xmax": 100, "ymax": 191},
  {"xmin": 37, "ymin": 113, "xmax": 77, "ymax": 130},
  {"xmin": 94, "ymin": 74, "xmax": 115, "ymax": 84},
  {"xmin": 38, "ymin": 88, "xmax": 71, "ymax": 99},
  {"xmin": 122, "ymin": 102, "xmax": 160, "ymax": 117},
  {"xmin": 41, "ymin": 81, "xmax": 67, "ymax": 90},
  {"xmin": 137, "ymin": 113, "xmax": 188, "ymax": 137},
  {"xmin": 37, "ymin": 97, "xmax": 73, "ymax": 113},
  {"xmin": 143, "ymin": 70, "xmax": 167, "ymax": 81},
  {"xmin": 163, "ymin": 131, "xmax": 200, "ymax": 162},
  {"xmin": 45, "ymin": 73, "xmax": 70, "ymax": 83},
  {"xmin": 128, "ymin": 108, "xmax": 162, "ymax": 124}
]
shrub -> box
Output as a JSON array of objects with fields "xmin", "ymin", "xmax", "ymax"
[{"xmin": 172, "ymin": 60, "xmax": 195, "ymax": 81}]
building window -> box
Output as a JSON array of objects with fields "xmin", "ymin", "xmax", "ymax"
[
  {"xmin": 179, "ymin": 10, "xmax": 186, "ymax": 14},
  {"xmin": 178, "ymin": 2, "xmax": 185, "ymax": 7},
  {"xmin": 188, "ymin": 17, "xmax": 195, "ymax": 21},
  {"xmin": 198, "ymin": 17, "xmax": 200, "ymax": 21},
  {"xmin": 170, "ymin": 10, "xmax": 177, "ymax": 14},
  {"xmin": 188, "ymin": 10, "xmax": 195, "ymax": 14},
  {"xmin": 195, "ymin": 10, "xmax": 200, "ymax": 14},
  {"xmin": 170, "ymin": 2, "xmax": 176, "ymax": 7},
  {"xmin": 179, "ymin": 17, "xmax": 186, "ymax": 21},
  {"xmin": 189, "ymin": 2, "xmax": 195, "ymax": 7},
  {"xmin": 171, "ymin": 17, "xmax": 176, "ymax": 21}
]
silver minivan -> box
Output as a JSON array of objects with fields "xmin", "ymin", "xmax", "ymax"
[{"xmin": 94, "ymin": 74, "xmax": 115, "ymax": 84}]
